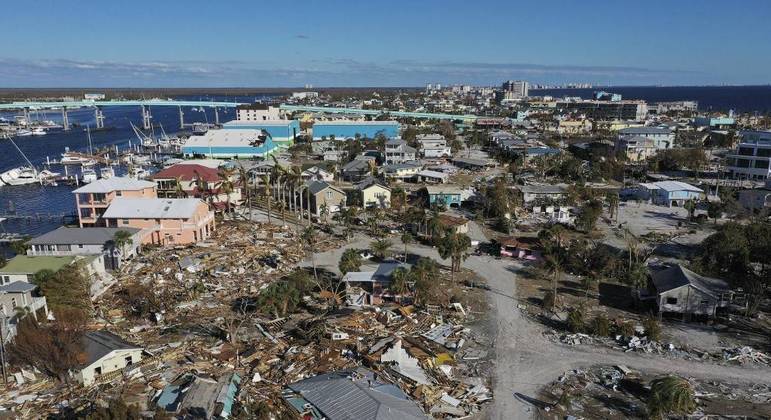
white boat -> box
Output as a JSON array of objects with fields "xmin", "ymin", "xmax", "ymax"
[
  {"xmin": 0, "ymin": 167, "xmax": 57, "ymax": 186},
  {"xmin": 81, "ymin": 168, "xmax": 98, "ymax": 183},
  {"xmin": 31, "ymin": 128, "xmax": 46, "ymax": 136},
  {"xmin": 16, "ymin": 129, "xmax": 32, "ymax": 137},
  {"xmin": 128, "ymin": 166, "xmax": 148, "ymax": 180},
  {"xmin": 99, "ymin": 166, "xmax": 115, "ymax": 179},
  {"xmin": 60, "ymin": 152, "xmax": 95, "ymax": 165}
]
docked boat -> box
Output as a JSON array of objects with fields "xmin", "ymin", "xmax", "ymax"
[
  {"xmin": 81, "ymin": 168, "xmax": 98, "ymax": 183},
  {"xmin": 99, "ymin": 166, "xmax": 115, "ymax": 179},
  {"xmin": 61, "ymin": 151, "xmax": 96, "ymax": 165},
  {"xmin": 31, "ymin": 127, "xmax": 46, "ymax": 136},
  {"xmin": 16, "ymin": 129, "xmax": 32, "ymax": 137}
]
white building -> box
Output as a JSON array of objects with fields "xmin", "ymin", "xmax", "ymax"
[
  {"xmin": 416, "ymin": 134, "xmax": 451, "ymax": 158},
  {"xmin": 235, "ymin": 104, "xmax": 282, "ymax": 121},
  {"xmin": 291, "ymin": 91, "xmax": 319, "ymax": 100},
  {"xmin": 502, "ymin": 80, "xmax": 529, "ymax": 98},
  {"xmin": 385, "ymin": 139, "xmax": 417, "ymax": 165},
  {"xmin": 618, "ymin": 127, "xmax": 675, "ymax": 150},
  {"xmin": 74, "ymin": 330, "xmax": 143, "ymax": 386},
  {"xmin": 726, "ymin": 131, "xmax": 771, "ymax": 180}
]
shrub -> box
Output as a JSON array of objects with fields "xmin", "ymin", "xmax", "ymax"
[
  {"xmin": 616, "ymin": 319, "xmax": 635, "ymax": 337},
  {"xmin": 591, "ymin": 314, "xmax": 611, "ymax": 337},
  {"xmin": 643, "ymin": 315, "xmax": 662, "ymax": 341},
  {"xmin": 566, "ymin": 307, "xmax": 585, "ymax": 333},
  {"xmin": 542, "ymin": 290, "xmax": 556, "ymax": 311}
]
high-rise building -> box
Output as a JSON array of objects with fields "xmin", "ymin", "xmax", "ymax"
[
  {"xmin": 726, "ymin": 131, "xmax": 771, "ymax": 180},
  {"xmin": 501, "ymin": 80, "xmax": 529, "ymax": 98}
]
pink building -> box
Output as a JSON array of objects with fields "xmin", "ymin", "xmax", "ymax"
[
  {"xmin": 72, "ymin": 178, "xmax": 157, "ymax": 227},
  {"xmin": 499, "ymin": 236, "xmax": 542, "ymax": 261},
  {"xmin": 102, "ymin": 198, "xmax": 215, "ymax": 245}
]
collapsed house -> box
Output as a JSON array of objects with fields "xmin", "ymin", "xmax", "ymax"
[
  {"xmin": 155, "ymin": 372, "xmax": 241, "ymax": 419},
  {"xmin": 342, "ymin": 262, "xmax": 410, "ymax": 306},
  {"xmin": 282, "ymin": 367, "xmax": 426, "ymax": 420}
]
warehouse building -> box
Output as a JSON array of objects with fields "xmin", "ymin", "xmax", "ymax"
[
  {"xmin": 312, "ymin": 120, "xmax": 400, "ymax": 141},
  {"xmin": 182, "ymin": 129, "xmax": 280, "ymax": 159},
  {"xmin": 220, "ymin": 120, "xmax": 300, "ymax": 147}
]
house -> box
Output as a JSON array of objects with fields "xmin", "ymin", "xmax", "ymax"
[
  {"xmin": 341, "ymin": 156, "xmax": 375, "ymax": 182},
  {"xmin": 416, "ymin": 134, "xmax": 451, "ymax": 158},
  {"xmin": 618, "ymin": 126, "xmax": 675, "ymax": 150},
  {"xmin": 738, "ymin": 179, "xmax": 771, "ymax": 212},
  {"xmin": 615, "ymin": 136, "xmax": 658, "ymax": 161},
  {"xmin": 342, "ymin": 262, "xmax": 410, "ymax": 306},
  {"xmin": 0, "ymin": 255, "xmax": 77, "ymax": 284},
  {"xmin": 384, "ymin": 139, "xmax": 417, "ymax": 165},
  {"xmin": 102, "ymin": 198, "xmax": 216, "ymax": 245},
  {"xmin": 650, "ymin": 265, "xmax": 731, "ymax": 317},
  {"xmin": 356, "ymin": 180, "xmax": 391, "ymax": 208},
  {"xmin": 283, "ymin": 367, "xmax": 425, "ymax": 420},
  {"xmin": 74, "ymin": 330, "xmax": 144, "ymax": 386},
  {"xmin": 415, "ymin": 213, "xmax": 469, "ymax": 237},
  {"xmin": 246, "ymin": 158, "xmax": 291, "ymax": 180},
  {"xmin": 0, "ymin": 281, "xmax": 49, "ymax": 343},
  {"xmin": 498, "ymin": 236, "xmax": 541, "ymax": 261},
  {"xmin": 156, "ymin": 373, "xmax": 241, "ymax": 419},
  {"xmin": 27, "ymin": 227, "xmax": 142, "ymax": 270},
  {"xmin": 635, "ymin": 181, "xmax": 704, "ymax": 207},
  {"xmin": 72, "ymin": 177, "xmax": 156, "ymax": 227},
  {"xmin": 382, "ymin": 162, "xmax": 422, "ymax": 181},
  {"xmin": 302, "ymin": 166, "xmax": 335, "ymax": 182},
  {"xmin": 306, "ymin": 181, "xmax": 346, "ymax": 216},
  {"xmin": 151, "ymin": 163, "xmax": 242, "ymax": 205},
  {"xmin": 452, "ymin": 157, "xmax": 492, "ymax": 171},
  {"xmin": 515, "ymin": 184, "xmax": 568, "ymax": 205},
  {"xmin": 415, "ymin": 170, "xmax": 449, "ymax": 184},
  {"xmin": 424, "ymin": 185, "xmax": 463, "ymax": 208}
]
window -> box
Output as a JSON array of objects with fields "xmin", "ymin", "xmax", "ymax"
[
  {"xmin": 326, "ymin": 191, "xmax": 333, "ymax": 199},
  {"xmin": 122, "ymin": 220, "xmax": 130, "ymax": 225},
  {"xmin": 78, "ymin": 244, "xmax": 84, "ymax": 249},
  {"xmin": 1, "ymin": 275, "xmax": 8, "ymax": 284},
  {"xmin": 116, "ymin": 191, "xmax": 122, "ymax": 197},
  {"xmin": 666, "ymin": 297, "xmax": 678, "ymax": 304}
]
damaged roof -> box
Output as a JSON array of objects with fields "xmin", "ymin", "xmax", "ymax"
[
  {"xmin": 285, "ymin": 367, "xmax": 426, "ymax": 420},
  {"xmin": 651, "ymin": 265, "xmax": 730, "ymax": 297}
]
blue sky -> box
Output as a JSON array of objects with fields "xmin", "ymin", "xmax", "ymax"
[{"xmin": 1, "ymin": 0, "xmax": 770, "ymax": 87}]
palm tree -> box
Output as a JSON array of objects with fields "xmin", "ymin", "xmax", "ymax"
[
  {"xmin": 216, "ymin": 167, "xmax": 237, "ymax": 214},
  {"xmin": 647, "ymin": 375, "xmax": 696, "ymax": 419},
  {"xmin": 112, "ymin": 230, "xmax": 133, "ymax": 264},
  {"xmin": 437, "ymin": 232, "xmax": 472, "ymax": 282},
  {"xmin": 260, "ymin": 175, "xmax": 272, "ymax": 224},
  {"xmin": 370, "ymin": 239, "xmax": 393, "ymax": 261},
  {"xmin": 683, "ymin": 199, "xmax": 697, "ymax": 221},
  {"xmin": 339, "ymin": 248, "xmax": 362, "ymax": 275},
  {"xmin": 193, "ymin": 170, "xmax": 212, "ymax": 206},
  {"xmin": 543, "ymin": 252, "xmax": 564, "ymax": 297},
  {"xmin": 606, "ymin": 192, "xmax": 619, "ymax": 222},
  {"xmin": 302, "ymin": 226, "xmax": 319, "ymax": 281},
  {"xmin": 319, "ymin": 203, "xmax": 330, "ymax": 225},
  {"xmin": 400, "ymin": 232, "xmax": 413, "ymax": 263},
  {"xmin": 389, "ymin": 267, "xmax": 411, "ymax": 302},
  {"xmin": 340, "ymin": 207, "xmax": 358, "ymax": 240},
  {"xmin": 411, "ymin": 258, "xmax": 439, "ymax": 306},
  {"xmin": 390, "ymin": 186, "xmax": 407, "ymax": 214},
  {"xmin": 236, "ymin": 163, "xmax": 251, "ymax": 211},
  {"xmin": 173, "ymin": 176, "xmax": 187, "ymax": 198}
]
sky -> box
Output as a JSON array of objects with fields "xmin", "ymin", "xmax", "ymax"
[{"xmin": 1, "ymin": 0, "xmax": 770, "ymax": 87}]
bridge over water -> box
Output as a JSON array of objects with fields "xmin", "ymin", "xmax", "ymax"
[{"xmin": 0, "ymin": 99, "xmax": 480, "ymax": 131}]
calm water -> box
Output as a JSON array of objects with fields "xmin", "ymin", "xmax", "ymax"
[
  {"xmin": 534, "ymin": 85, "xmax": 771, "ymax": 113},
  {"xmin": 0, "ymin": 95, "xmax": 275, "ymax": 235}
]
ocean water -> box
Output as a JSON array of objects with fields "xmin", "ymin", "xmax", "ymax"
[
  {"xmin": 533, "ymin": 85, "xmax": 771, "ymax": 113},
  {"xmin": 0, "ymin": 95, "xmax": 274, "ymax": 235}
]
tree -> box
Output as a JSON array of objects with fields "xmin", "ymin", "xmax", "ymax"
[
  {"xmin": 8, "ymin": 308, "xmax": 87, "ymax": 382},
  {"xmin": 390, "ymin": 187, "xmax": 407, "ymax": 213},
  {"xmin": 319, "ymin": 203, "xmax": 330, "ymax": 225},
  {"xmin": 605, "ymin": 192, "xmax": 619, "ymax": 221},
  {"xmin": 576, "ymin": 199, "xmax": 603, "ymax": 232},
  {"xmin": 301, "ymin": 226, "xmax": 319, "ymax": 282},
  {"xmin": 112, "ymin": 230, "xmax": 133, "ymax": 261},
  {"xmin": 261, "ymin": 175, "xmax": 272, "ymax": 224},
  {"xmin": 580, "ymin": 276, "xmax": 597, "ymax": 300},
  {"xmin": 411, "ymin": 257, "xmax": 439, "ymax": 306},
  {"xmin": 256, "ymin": 282, "xmax": 300, "ymax": 318},
  {"xmin": 400, "ymin": 232, "xmax": 413, "ymax": 263},
  {"xmin": 216, "ymin": 167, "xmax": 238, "ymax": 214},
  {"xmin": 339, "ymin": 207, "xmax": 358, "ymax": 240},
  {"xmin": 389, "ymin": 267, "xmax": 411, "ymax": 301},
  {"xmin": 193, "ymin": 170, "xmax": 213, "ymax": 205},
  {"xmin": 237, "ymin": 163, "xmax": 252, "ymax": 211},
  {"xmin": 436, "ymin": 232, "xmax": 472, "ymax": 281},
  {"xmin": 339, "ymin": 248, "xmax": 362, "ymax": 275},
  {"xmin": 370, "ymin": 238, "xmax": 393, "ymax": 261},
  {"xmin": 33, "ymin": 263, "xmax": 91, "ymax": 316},
  {"xmin": 706, "ymin": 200, "xmax": 722, "ymax": 225},
  {"xmin": 173, "ymin": 175, "xmax": 187, "ymax": 198},
  {"xmin": 683, "ymin": 199, "xmax": 697, "ymax": 221},
  {"xmin": 696, "ymin": 222, "xmax": 750, "ymax": 285},
  {"xmin": 647, "ymin": 375, "xmax": 696, "ymax": 419}
]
